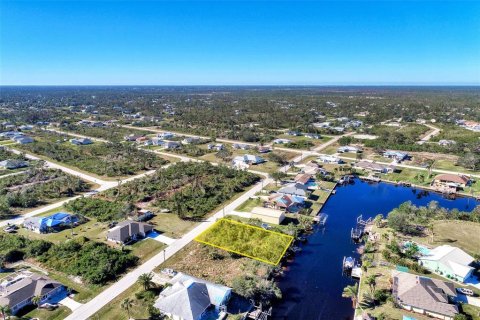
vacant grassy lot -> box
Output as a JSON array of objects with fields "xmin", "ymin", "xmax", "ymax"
[
  {"xmin": 158, "ymin": 241, "xmax": 264, "ymax": 287},
  {"xmin": 235, "ymin": 197, "xmax": 262, "ymax": 212},
  {"xmin": 195, "ymin": 219, "xmax": 293, "ymax": 265},
  {"xmin": 412, "ymin": 220, "xmax": 480, "ymax": 256}
]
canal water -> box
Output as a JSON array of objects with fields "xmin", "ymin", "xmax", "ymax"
[{"xmin": 272, "ymin": 179, "xmax": 477, "ymax": 320}]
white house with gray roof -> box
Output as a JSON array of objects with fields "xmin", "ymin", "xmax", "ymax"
[{"xmin": 154, "ymin": 273, "xmax": 231, "ymax": 320}]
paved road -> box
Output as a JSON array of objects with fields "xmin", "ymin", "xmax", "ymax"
[
  {"xmin": 64, "ymin": 176, "xmax": 272, "ymax": 320},
  {"xmin": 44, "ymin": 128, "xmax": 110, "ymax": 143},
  {"xmin": 7, "ymin": 146, "xmax": 108, "ymax": 186},
  {"xmin": 418, "ymin": 124, "xmax": 441, "ymax": 144},
  {"xmin": 120, "ymin": 124, "xmax": 260, "ymax": 147}
]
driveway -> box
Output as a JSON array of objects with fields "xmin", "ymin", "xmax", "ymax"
[{"xmin": 147, "ymin": 231, "xmax": 176, "ymax": 245}]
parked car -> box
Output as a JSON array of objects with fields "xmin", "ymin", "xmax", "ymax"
[
  {"xmin": 457, "ymin": 287, "xmax": 474, "ymax": 296},
  {"xmin": 3, "ymin": 224, "xmax": 18, "ymax": 233}
]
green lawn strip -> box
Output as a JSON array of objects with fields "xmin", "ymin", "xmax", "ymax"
[
  {"xmin": 126, "ymin": 239, "xmax": 166, "ymax": 263},
  {"xmin": 235, "ymin": 197, "xmax": 262, "ymax": 212},
  {"xmin": 195, "ymin": 219, "xmax": 293, "ymax": 265},
  {"xmin": 92, "ymin": 282, "xmax": 152, "ymax": 320},
  {"xmin": 20, "ymin": 305, "xmax": 72, "ymax": 320}
]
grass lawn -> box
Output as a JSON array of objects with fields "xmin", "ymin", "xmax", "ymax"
[
  {"xmin": 276, "ymin": 134, "xmax": 332, "ymax": 148},
  {"xmin": 147, "ymin": 213, "xmax": 198, "ymax": 239},
  {"xmin": 20, "ymin": 305, "xmax": 71, "ymax": 320},
  {"xmin": 235, "ymin": 197, "xmax": 262, "ymax": 212},
  {"xmin": 411, "ymin": 220, "xmax": 480, "ymax": 256},
  {"xmin": 434, "ymin": 159, "xmax": 480, "ymax": 175},
  {"xmin": 195, "ymin": 219, "xmax": 293, "ymax": 265},
  {"xmin": 461, "ymin": 304, "xmax": 480, "ymax": 320},
  {"xmin": 126, "ymin": 238, "xmax": 166, "ymax": 263},
  {"xmin": 157, "ymin": 241, "xmax": 261, "ymax": 287},
  {"xmin": 383, "ymin": 167, "xmax": 433, "ymax": 187},
  {"xmin": 91, "ymin": 282, "xmax": 153, "ymax": 320}
]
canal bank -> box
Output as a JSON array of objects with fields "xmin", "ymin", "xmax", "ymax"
[{"xmin": 272, "ymin": 178, "xmax": 477, "ymax": 320}]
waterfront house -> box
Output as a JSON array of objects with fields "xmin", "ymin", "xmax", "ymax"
[
  {"xmin": 318, "ymin": 155, "xmax": 342, "ymax": 164},
  {"xmin": 268, "ymin": 193, "xmax": 304, "ymax": 213},
  {"xmin": 278, "ymin": 182, "xmax": 309, "ymax": 198},
  {"xmin": 273, "ymin": 138, "xmax": 292, "ymax": 144},
  {"xmin": 354, "ymin": 160, "xmax": 395, "ymax": 174},
  {"xmin": 419, "ymin": 245, "xmax": 475, "ymax": 283},
  {"xmin": 154, "ymin": 272, "xmax": 231, "ymax": 320},
  {"xmin": 301, "ymin": 161, "xmax": 324, "ymax": 175},
  {"xmin": 106, "ymin": 220, "xmax": 154, "ymax": 244},
  {"xmin": 70, "ymin": 138, "xmax": 93, "ymax": 145},
  {"xmin": 23, "ymin": 212, "xmax": 80, "ymax": 234},
  {"xmin": 0, "ymin": 271, "xmax": 65, "ymax": 315},
  {"xmin": 337, "ymin": 146, "xmax": 361, "ymax": 153},
  {"xmin": 432, "ymin": 174, "xmax": 470, "ymax": 191},
  {"xmin": 251, "ymin": 206, "xmax": 285, "ymax": 224},
  {"xmin": 392, "ymin": 270, "xmax": 458, "ymax": 320},
  {"xmin": 294, "ymin": 173, "xmax": 313, "ymax": 186},
  {"xmin": 383, "ymin": 150, "xmax": 409, "ymax": 162},
  {"xmin": 0, "ymin": 159, "xmax": 28, "ymax": 170}
]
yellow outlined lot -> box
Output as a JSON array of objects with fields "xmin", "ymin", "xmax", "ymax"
[{"xmin": 195, "ymin": 218, "xmax": 294, "ymax": 265}]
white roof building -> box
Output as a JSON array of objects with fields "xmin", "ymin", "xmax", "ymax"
[{"xmin": 419, "ymin": 245, "xmax": 475, "ymax": 283}]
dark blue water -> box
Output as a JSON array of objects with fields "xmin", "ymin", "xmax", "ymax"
[{"xmin": 273, "ymin": 179, "xmax": 476, "ymax": 320}]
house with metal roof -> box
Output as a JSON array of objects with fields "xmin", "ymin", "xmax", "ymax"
[
  {"xmin": 0, "ymin": 159, "xmax": 28, "ymax": 170},
  {"xmin": 432, "ymin": 174, "xmax": 470, "ymax": 191},
  {"xmin": 23, "ymin": 212, "xmax": 80, "ymax": 234},
  {"xmin": 392, "ymin": 270, "xmax": 458, "ymax": 320},
  {"xmin": 419, "ymin": 245, "xmax": 475, "ymax": 283},
  {"xmin": 106, "ymin": 220, "xmax": 154, "ymax": 244},
  {"xmin": 383, "ymin": 150, "xmax": 409, "ymax": 162},
  {"xmin": 154, "ymin": 273, "xmax": 231, "ymax": 320},
  {"xmin": 0, "ymin": 271, "xmax": 64, "ymax": 315},
  {"xmin": 70, "ymin": 138, "xmax": 93, "ymax": 145}
]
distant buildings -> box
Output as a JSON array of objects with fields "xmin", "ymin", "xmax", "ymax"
[
  {"xmin": 154, "ymin": 272, "xmax": 231, "ymax": 320},
  {"xmin": 232, "ymin": 154, "xmax": 265, "ymax": 169},
  {"xmin": 0, "ymin": 159, "xmax": 28, "ymax": 170},
  {"xmin": 354, "ymin": 160, "xmax": 395, "ymax": 174},
  {"xmin": 318, "ymin": 155, "xmax": 342, "ymax": 164},
  {"xmin": 70, "ymin": 138, "xmax": 93, "ymax": 145},
  {"xmin": 337, "ymin": 146, "xmax": 361, "ymax": 153},
  {"xmin": 273, "ymin": 138, "xmax": 292, "ymax": 144},
  {"xmin": 207, "ymin": 143, "xmax": 224, "ymax": 151},
  {"xmin": 383, "ymin": 150, "xmax": 409, "ymax": 162},
  {"xmin": 14, "ymin": 136, "xmax": 34, "ymax": 144}
]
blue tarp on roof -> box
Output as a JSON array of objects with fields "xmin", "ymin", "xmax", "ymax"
[{"xmin": 39, "ymin": 212, "xmax": 77, "ymax": 230}]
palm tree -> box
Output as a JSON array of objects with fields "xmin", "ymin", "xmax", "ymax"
[
  {"xmin": 137, "ymin": 272, "xmax": 154, "ymax": 291},
  {"xmin": 342, "ymin": 283, "xmax": 359, "ymax": 308},
  {"xmin": 0, "ymin": 305, "xmax": 10, "ymax": 320},
  {"xmin": 31, "ymin": 295, "xmax": 42, "ymax": 306},
  {"xmin": 121, "ymin": 298, "xmax": 134, "ymax": 320},
  {"xmin": 365, "ymin": 275, "xmax": 377, "ymax": 294}
]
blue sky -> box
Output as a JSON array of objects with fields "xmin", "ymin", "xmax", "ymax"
[{"xmin": 1, "ymin": 1, "xmax": 479, "ymax": 85}]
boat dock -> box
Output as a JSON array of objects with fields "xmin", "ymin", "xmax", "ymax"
[
  {"xmin": 313, "ymin": 213, "xmax": 328, "ymax": 226},
  {"xmin": 350, "ymin": 215, "xmax": 372, "ymax": 242}
]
